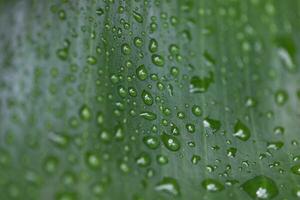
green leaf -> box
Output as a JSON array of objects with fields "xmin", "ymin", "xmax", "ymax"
[{"xmin": 0, "ymin": 0, "xmax": 300, "ymax": 200}]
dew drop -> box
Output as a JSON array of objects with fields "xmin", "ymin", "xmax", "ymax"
[
  {"xmin": 189, "ymin": 72, "xmax": 214, "ymax": 93},
  {"xmin": 202, "ymin": 179, "xmax": 224, "ymax": 192},
  {"xmin": 140, "ymin": 111, "xmax": 157, "ymax": 121},
  {"xmin": 155, "ymin": 177, "xmax": 180, "ymax": 196},
  {"xmin": 242, "ymin": 175, "xmax": 278, "ymax": 199},
  {"xmin": 161, "ymin": 133, "xmax": 180, "ymax": 151},
  {"xmin": 233, "ymin": 120, "xmax": 251, "ymax": 141}
]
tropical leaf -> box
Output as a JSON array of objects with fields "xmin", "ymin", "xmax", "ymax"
[{"xmin": 0, "ymin": 0, "xmax": 300, "ymax": 199}]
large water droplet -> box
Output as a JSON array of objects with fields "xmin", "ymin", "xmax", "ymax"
[
  {"xmin": 136, "ymin": 65, "xmax": 148, "ymax": 80},
  {"xmin": 189, "ymin": 72, "xmax": 214, "ymax": 93},
  {"xmin": 233, "ymin": 120, "xmax": 251, "ymax": 141},
  {"xmin": 161, "ymin": 133, "xmax": 180, "ymax": 151},
  {"xmin": 242, "ymin": 175, "xmax": 278, "ymax": 199},
  {"xmin": 141, "ymin": 90, "xmax": 153, "ymax": 106},
  {"xmin": 155, "ymin": 177, "xmax": 180, "ymax": 196},
  {"xmin": 203, "ymin": 117, "xmax": 221, "ymax": 133}
]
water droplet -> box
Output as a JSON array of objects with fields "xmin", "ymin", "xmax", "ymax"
[
  {"xmin": 136, "ymin": 65, "xmax": 148, "ymax": 80},
  {"xmin": 275, "ymin": 35, "xmax": 297, "ymax": 72},
  {"xmin": 133, "ymin": 10, "xmax": 143, "ymax": 23},
  {"xmin": 121, "ymin": 43, "xmax": 131, "ymax": 55},
  {"xmin": 134, "ymin": 37, "xmax": 143, "ymax": 48},
  {"xmin": 191, "ymin": 155, "xmax": 201, "ymax": 164},
  {"xmin": 189, "ymin": 72, "xmax": 214, "ymax": 93},
  {"xmin": 152, "ymin": 54, "xmax": 165, "ymax": 66},
  {"xmin": 203, "ymin": 117, "xmax": 221, "ymax": 133},
  {"xmin": 233, "ymin": 120, "xmax": 251, "ymax": 141},
  {"xmin": 291, "ymin": 164, "xmax": 300, "ymax": 175},
  {"xmin": 202, "ymin": 179, "xmax": 224, "ymax": 192},
  {"xmin": 155, "ymin": 177, "xmax": 180, "ymax": 196},
  {"xmin": 96, "ymin": 8, "xmax": 104, "ymax": 16},
  {"xmin": 56, "ymin": 48, "xmax": 68, "ymax": 60},
  {"xmin": 135, "ymin": 152, "xmax": 151, "ymax": 167},
  {"xmin": 267, "ymin": 141, "xmax": 284, "ymax": 150},
  {"xmin": 186, "ymin": 123, "xmax": 195, "ymax": 133},
  {"xmin": 140, "ymin": 111, "xmax": 157, "ymax": 121},
  {"xmin": 43, "ymin": 156, "xmax": 59, "ymax": 174},
  {"xmin": 227, "ymin": 147, "xmax": 237, "ymax": 158},
  {"xmin": 275, "ymin": 90, "xmax": 288, "ymax": 106},
  {"xmin": 149, "ymin": 38, "xmax": 158, "ymax": 53},
  {"xmin": 273, "ymin": 126, "xmax": 284, "ymax": 135},
  {"xmin": 157, "ymin": 155, "xmax": 168, "ymax": 165},
  {"xmin": 161, "ymin": 133, "xmax": 180, "ymax": 151},
  {"xmin": 192, "ymin": 105, "xmax": 202, "ymax": 116},
  {"xmin": 87, "ymin": 55, "xmax": 97, "ymax": 65},
  {"xmin": 79, "ymin": 105, "xmax": 92, "ymax": 121},
  {"xmin": 169, "ymin": 44, "xmax": 180, "ymax": 55},
  {"xmin": 143, "ymin": 136, "xmax": 160, "ymax": 149},
  {"xmin": 242, "ymin": 175, "xmax": 278, "ymax": 199},
  {"xmin": 141, "ymin": 90, "xmax": 153, "ymax": 105},
  {"xmin": 85, "ymin": 151, "xmax": 101, "ymax": 169}
]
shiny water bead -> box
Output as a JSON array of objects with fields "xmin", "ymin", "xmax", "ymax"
[
  {"xmin": 79, "ymin": 105, "xmax": 92, "ymax": 121},
  {"xmin": 149, "ymin": 38, "xmax": 158, "ymax": 53},
  {"xmin": 267, "ymin": 141, "xmax": 284, "ymax": 150},
  {"xmin": 121, "ymin": 43, "xmax": 131, "ymax": 55},
  {"xmin": 143, "ymin": 136, "xmax": 160, "ymax": 150},
  {"xmin": 169, "ymin": 44, "xmax": 180, "ymax": 55},
  {"xmin": 136, "ymin": 65, "xmax": 148, "ymax": 80},
  {"xmin": 155, "ymin": 177, "xmax": 180, "ymax": 196},
  {"xmin": 86, "ymin": 55, "xmax": 97, "ymax": 65},
  {"xmin": 291, "ymin": 164, "xmax": 300, "ymax": 175},
  {"xmin": 141, "ymin": 90, "xmax": 153, "ymax": 105},
  {"xmin": 133, "ymin": 10, "xmax": 143, "ymax": 23},
  {"xmin": 157, "ymin": 155, "xmax": 168, "ymax": 165},
  {"xmin": 192, "ymin": 105, "xmax": 202, "ymax": 116},
  {"xmin": 242, "ymin": 175, "xmax": 278, "ymax": 199},
  {"xmin": 140, "ymin": 111, "xmax": 157, "ymax": 121},
  {"xmin": 85, "ymin": 151, "xmax": 101, "ymax": 169},
  {"xmin": 189, "ymin": 72, "xmax": 214, "ymax": 93},
  {"xmin": 134, "ymin": 37, "xmax": 143, "ymax": 48},
  {"xmin": 233, "ymin": 120, "xmax": 251, "ymax": 141},
  {"xmin": 96, "ymin": 7, "xmax": 104, "ymax": 16},
  {"xmin": 161, "ymin": 133, "xmax": 180, "ymax": 151},
  {"xmin": 135, "ymin": 152, "xmax": 151, "ymax": 167},
  {"xmin": 191, "ymin": 155, "xmax": 201, "ymax": 164},
  {"xmin": 203, "ymin": 117, "xmax": 221, "ymax": 133},
  {"xmin": 152, "ymin": 54, "xmax": 165, "ymax": 66},
  {"xmin": 202, "ymin": 179, "xmax": 224, "ymax": 192},
  {"xmin": 274, "ymin": 90, "xmax": 288, "ymax": 106}
]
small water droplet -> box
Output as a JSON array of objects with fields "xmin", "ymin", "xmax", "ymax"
[
  {"xmin": 152, "ymin": 54, "xmax": 165, "ymax": 66},
  {"xmin": 140, "ymin": 111, "xmax": 157, "ymax": 121},
  {"xmin": 143, "ymin": 136, "xmax": 160, "ymax": 149},
  {"xmin": 202, "ymin": 179, "xmax": 224, "ymax": 192}
]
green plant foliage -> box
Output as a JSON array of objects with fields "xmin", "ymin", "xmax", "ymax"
[{"xmin": 0, "ymin": 0, "xmax": 300, "ymax": 199}]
